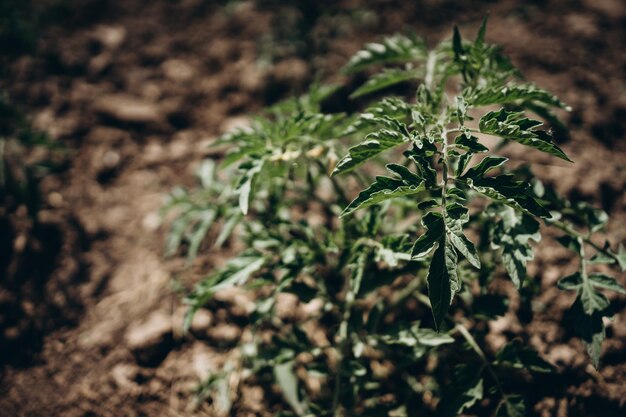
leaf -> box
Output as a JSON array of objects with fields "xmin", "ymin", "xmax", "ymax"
[
  {"xmin": 447, "ymin": 187, "xmax": 467, "ymax": 201},
  {"xmin": 415, "ymin": 326, "xmax": 455, "ymax": 346},
  {"xmin": 475, "ymin": 15, "xmax": 488, "ymax": 48},
  {"xmin": 468, "ymin": 175, "xmax": 551, "ymax": 218},
  {"xmin": 187, "ymin": 210, "xmax": 217, "ymax": 262},
  {"xmin": 570, "ymin": 296, "xmax": 607, "ymax": 368},
  {"xmin": 444, "ymin": 203, "xmax": 481, "ymax": 269},
  {"xmin": 467, "ymin": 84, "xmax": 570, "ymax": 110},
  {"xmin": 588, "ymin": 273, "xmax": 626, "ymax": 294},
  {"xmin": 436, "ymin": 365, "xmax": 483, "ymax": 417},
  {"xmin": 411, "ymin": 212, "xmax": 445, "ymax": 258},
  {"xmin": 343, "ymin": 34, "xmax": 427, "ymax": 73},
  {"xmin": 274, "ymin": 361, "xmax": 307, "ymax": 416},
  {"xmin": 377, "ymin": 234, "xmax": 414, "ymax": 267},
  {"xmin": 495, "ymin": 340, "xmax": 555, "ymax": 373},
  {"xmin": 236, "ymin": 157, "xmax": 265, "ymax": 215},
  {"xmin": 333, "ymin": 127, "xmax": 409, "ymax": 176},
  {"xmin": 490, "ymin": 206, "xmax": 541, "ymax": 287},
  {"xmin": 605, "ymin": 244, "xmax": 626, "ymax": 272},
  {"xmin": 448, "ymin": 232, "xmax": 481, "ymax": 269},
  {"xmin": 351, "ymin": 68, "xmax": 420, "ymax": 98},
  {"xmin": 455, "ymin": 95, "xmax": 468, "ymax": 125},
  {"xmin": 557, "ymin": 272, "xmax": 583, "ymax": 291},
  {"xmin": 555, "ymin": 235, "xmax": 582, "ymax": 253},
  {"xmin": 452, "ymin": 25, "xmax": 464, "ymax": 62},
  {"xmin": 427, "ymin": 234, "xmax": 458, "ymax": 331},
  {"xmin": 560, "ymin": 273, "xmax": 616, "ymax": 367},
  {"xmin": 341, "ymin": 165, "xmax": 425, "ymax": 217},
  {"xmin": 184, "ymin": 254, "xmax": 265, "ymax": 331},
  {"xmin": 579, "ymin": 281, "xmax": 610, "ymax": 315},
  {"xmin": 496, "ymin": 396, "xmax": 526, "ymax": 417},
  {"xmin": 455, "ymin": 133, "xmax": 488, "ymax": 153},
  {"xmin": 461, "ymin": 156, "xmax": 508, "ymax": 179},
  {"xmin": 479, "ymin": 109, "xmax": 572, "ymax": 162}
]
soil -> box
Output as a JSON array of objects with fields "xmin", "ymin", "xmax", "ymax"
[{"xmin": 1, "ymin": 0, "xmax": 626, "ymax": 416}]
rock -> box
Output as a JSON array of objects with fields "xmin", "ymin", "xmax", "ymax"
[
  {"xmin": 189, "ymin": 309, "xmax": 213, "ymax": 338},
  {"xmin": 109, "ymin": 364, "xmax": 139, "ymax": 391},
  {"xmin": 271, "ymin": 58, "xmax": 309, "ymax": 85},
  {"xmin": 91, "ymin": 25, "xmax": 127, "ymax": 50},
  {"xmin": 125, "ymin": 310, "xmax": 173, "ymax": 366},
  {"xmin": 161, "ymin": 59, "xmax": 196, "ymax": 82},
  {"xmin": 93, "ymin": 94, "xmax": 164, "ymax": 125},
  {"xmin": 207, "ymin": 323, "xmax": 241, "ymax": 345},
  {"xmin": 275, "ymin": 293, "xmax": 299, "ymax": 321}
]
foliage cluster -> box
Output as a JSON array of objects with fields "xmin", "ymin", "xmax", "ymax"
[{"xmin": 164, "ymin": 20, "xmax": 626, "ymax": 417}]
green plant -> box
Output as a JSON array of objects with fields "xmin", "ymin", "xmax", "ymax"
[{"xmin": 167, "ymin": 20, "xmax": 626, "ymax": 417}]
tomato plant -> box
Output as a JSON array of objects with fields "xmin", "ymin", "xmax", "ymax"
[{"xmin": 165, "ymin": 20, "xmax": 625, "ymax": 417}]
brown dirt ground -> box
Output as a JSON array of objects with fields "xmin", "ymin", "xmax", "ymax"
[{"xmin": 1, "ymin": 0, "xmax": 626, "ymax": 416}]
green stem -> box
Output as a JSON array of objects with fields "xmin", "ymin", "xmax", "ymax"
[
  {"xmin": 548, "ymin": 218, "xmax": 613, "ymax": 260},
  {"xmin": 332, "ymin": 252, "xmax": 366, "ymax": 415},
  {"xmin": 456, "ymin": 323, "xmax": 506, "ymax": 398}
]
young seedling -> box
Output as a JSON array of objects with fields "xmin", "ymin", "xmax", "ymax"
[{"xmin": 166, "ymin": 19, "xmax": 625, "ymax": 417}]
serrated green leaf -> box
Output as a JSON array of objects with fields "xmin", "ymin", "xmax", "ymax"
[
  {"xmin": 404, "ymin": 145, "xmax": 439, "ymax": 187},
  {"xmin": 455, "ymin": 133, "xmax": 488, "ymax": 153},
  {"xmin": 496, "ymin": 396, "xmax": 526, "ymax": 417},
  {"xmin": 333, "ymin": 127, "xmax": 409, "ymax": 176},
  {"xmin": 443, "ymin": 203, "xmax": 480, "ymax": 269},
  {"xmin": 468, "ymin": 175, "xmax": 551, "ymax": 218},
  {"xmin": 274, "ymin": 361, "xmax": 307, "ymax": 416},
  {"xmin": 411, "ymin": 212, "xmax": 445, "ymax": 258},
  {"xmin": 341, "ymin": 165, "xmax": 425, "ymax": 216},
  {"xmin": 589, "ymin": 274, "xmax": 626, "ymax": 294},
  {"xmin": 557, "ymin": 272, "xmax": 583, "ymax": 291},
  {"xmin": 377, "ymin": 234, "xmax": 414, "ymax": 267},
  {"xmin": 467, "ymin": 84, "xmax": 570, "ymax": 110},
  {"xmin": 490, "ymin": 205, "xmax": 541, "ymax": 287},
  {"xmin": 461, "ymin": 156, "xmax": 508, "ymax": 179},
  {"xmin": 495, "ymin": 340, "xmax": 555, "ymax": 373},
  {"xmin": 343, "ymin": 34, "xmax": 427, "ymax": 73},
  {"xmin": 479, "ymin": 108, "xmax": 572, "ymax": 162},
  {"xmin": 614, "ymin": 244, "xmax": 626, "ymax": 271},
  {"xmin": 427, "ymin": 234, "xmax": 458, "ymax": 331},
  {"xmin": 580, "ymin": 281, "xmax": 610, "ymax": 315},
  {"xmin": 455, "ymin": 95, "xmax": 468, "ymax": 125},
  {"xmin": 351, "ymin": 68, "xmax": 420, "ymax": 98},
  {"xmin": 448, "ymin": 232, "xmax": 481, "ymax": 268},
  {"xmin": 417, "ymin": 199, "xmax": 439, "ymax": 210},
  {"xmin": 386, "ymin": 163, "xmax": 424, "ymax": 186},
  {"xmin": 187, "ymin": 210, "xmax": 217, "ymax": 262},
  {"xmin": 555, "ymin": 235, "xmax": 582, "ymax": 253},
  {"xmin": 589, "ymin": 251, "xmax": 615, "ymax": 265},
  {"xmin": 415, "ymin": 327, "xmax": 455, "ymax": 346},
  {"xmin": 237, "ymin": 157, "xmax": 265, "ymax": 215},
  {"xmin": 452, "ymin": 25, "xmax": 464, "ymax": 62},
  {"xmin": 456, "ymin": 152, "xmax": 473, "ymax": 178},
  {"xmin": 475, "ymin": 15, "xmax": 488, "ymax": 48},
  {"xmin": 184, "ymin": 254, "xmax": 265, "ymax": 331},
  {"xmin": 447, "ymin": 187, "xmax": 467, "ymax": 201},
  {"xmin": 570, "ymin": 296, "xmax": 607, "ymax": 368}
]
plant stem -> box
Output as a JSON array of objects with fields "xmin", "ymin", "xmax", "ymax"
[
  {"xmin": 455, "ymin": 323, "xmax": 506, "ymax": 398},
  {"xmin": 548, "ymin": 218, "xmax": 615, "ymax": 260},
  {"xmin": 332, "ymin": 252, "xmax": 366, "ymax": 416}
]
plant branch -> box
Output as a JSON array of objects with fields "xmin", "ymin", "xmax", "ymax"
[{"xmin": 456, "ymin": 323, "xmax": 506, "ymax": 398}]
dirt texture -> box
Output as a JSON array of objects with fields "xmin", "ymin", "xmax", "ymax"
[{"xmin": 1, "ymin": 0, "xmax": 626, "ymax": 416}]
